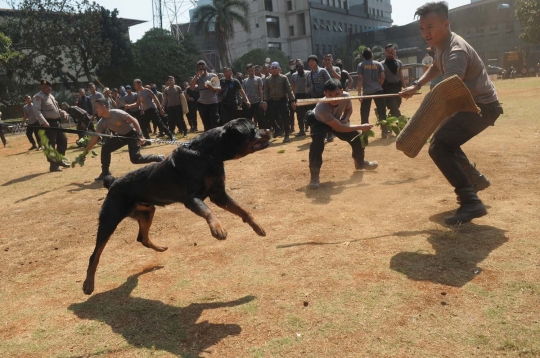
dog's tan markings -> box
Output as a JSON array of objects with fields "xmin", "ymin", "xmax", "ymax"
[
  {"xmin": 83, "ymin": 239, "xmax": 111, "ymax": 295},
  {"xmin": 133, "ymin": 204, "xmax": 168, "ymax": 252}
]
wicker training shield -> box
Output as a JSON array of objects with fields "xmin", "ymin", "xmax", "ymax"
[{"xmin": 396, "ymin": 75, "xmax": 479, "ymax": 158}]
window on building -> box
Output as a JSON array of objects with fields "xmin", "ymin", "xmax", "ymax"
[
  {"xmin": 476, "ymin": 25, "xmax": 484, "ymax": 36},
  {"xmin": 506, "ymin": 22, "xmax": 514, "ymax": 33},
  {"xmin": 322, "ymin": 44, "xmax": 326, "ymax": 55},
  {"xmin": 297, "ymin": 13, "xmax": 306, "ymax": 36},
  {"xmin": 338, "ymin": 22, "xmax": 343, "ymax": 32},
  {"xmin": 266, "ymin": 16, "xmax": 280, "ymax": 37},
  {"xmin": 313, "ymin": 18, "xmax": 318, "ymax": 30},
  {"xmin": 255, "ymin": 16, "xmax": 259, "ymax": 28},
  {"xmin": 332, "ymin": 0, "xmax": 336, "ymax": 7},
  {"xmin": 377, "ymin": 9, "xmax": 380, "ymax": 17},
  {"xmin": 289, "ymin": 25, "xmax": 294, "ymax": 37},
  {"xmin": 333, "ymin": 21, "xmax": 337, "ymax": 31},
  {"xmin": 268, "ymin": 42, "xmax": 281, "ymax": 50},
  {"xmin": 265, "ymin": 0, "xmax": 273, "ymax": 11},
  {"xmin": 489, "ymin": 24, "xmax": 498, "ymax": 34},
  {"xmin": 315, "ymin": 44, "xmax": 320, "ymax": 55},
  {"xmin": 465, "ymin": 28, "xmax": 471, "ymax": 38},
  {"xmin": 287, "ymin": 0, "xmax": 293, "ymax": 11},
  {"xmin": 327, "ymin": 20, "xmax": 331, "ymax": 31},
  {"xmin": 344, "ymin": 0, "xmax": 348, "ymax": 9}
]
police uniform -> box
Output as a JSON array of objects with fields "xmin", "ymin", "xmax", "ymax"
[{"xmin": 33, "ymin": 80, "xmax": 69, "ymax": 172}]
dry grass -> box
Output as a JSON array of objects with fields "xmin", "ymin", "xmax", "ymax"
[{"xmin": 1, "ymin": 77, "xmax": 539, "ymax": 357}]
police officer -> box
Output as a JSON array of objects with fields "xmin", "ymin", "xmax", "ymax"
[
  {"xmin": 33, "ymin": 80, "xmax": 69, "ymax": 172},
  {"xmin": 60, "ymin": 102, "xmax": 94, "ymax": 140},
  {"xmin": 22, "ymin": 95, "xmax": 42, "ymax": 150}
]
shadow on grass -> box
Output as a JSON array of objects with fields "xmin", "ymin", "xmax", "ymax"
[
  {"xmin": 2, "ymin": 172, "xmax": 48, "ymax": 186},
  {"xmin": 14, "ymin": 190, "xmax": 53, "ymax": 203},
  {"xmin": 68, "ymin": 267, "xmax": 255, "ymax": 357},
  {"xmin": 390, "ymin": 213, "xmax": 508, "ymax": 287},
  {"xmin": 364, "ymin": 136, "xmax": 396, "ymax": 147},
  {"xmin": 66, "ymin": 181, "xmax": 104, "ymax": 192},
  {"xmin": 277, "ymin": 232, "xmax": 394, "ymax": 249},
  {"xmin": 300, "ymin": 170, "xmax": 371, "ymax": 204}
]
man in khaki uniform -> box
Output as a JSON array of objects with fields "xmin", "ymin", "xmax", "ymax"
[
  {"xmin": 162, "ymin": 76, "xmax": 189, "ymax": 137},
  {"xmin": 33, "ymin": 80, "xmax": 69, "ymax": 172}
]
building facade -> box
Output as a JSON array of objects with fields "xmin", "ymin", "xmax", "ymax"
[
  {"xmin": 349, "ymin": 0, "xmax": 540, "ymax": 70},
  {"xmin": 179, "ymin": 0, "xmax": 393, "ymax": 67}
]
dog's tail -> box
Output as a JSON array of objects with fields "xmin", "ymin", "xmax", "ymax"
[{"xmin": 103, "ymin": 175, "xmax": 117, "ymax": 190}]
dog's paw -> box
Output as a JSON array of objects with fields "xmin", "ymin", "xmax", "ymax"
[
  {"xmin": 82, "ymin": 280, "xmax": 94, "ymax": 295},
  {"xmin": 209, "ymin": 221, "xmax": 227, "ymax": 240},
  {"xmin": 250, "ymin": 222, "xmax": 266, "ymax": 237}
]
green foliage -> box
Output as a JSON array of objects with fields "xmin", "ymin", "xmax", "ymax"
[
  {"xmin": 4, "ymin": 0, "xmax": 132, "ymax": 89},
  {"xmin": 0, "ymin": 32, "xmax": 22, "ymax": 65},
  {"xmin": 351, "ymin": 129, "xmax": 375, "ymax": 148},
  {"xmin": 232, "ymin": 48, "xmax": 289, "ymax": 73},
  {"xmin": 131, "ymin": 28, "xmax": 200, "ymax": 85},
  {"xmin": 192, "ymin": 0, "xmax": 251, "ymax": 67},
  {"xmin": 76, "ymin": 136, "xmax": 92, "ymax": 147},
  {"xmin": 516, "ymin": 0, "xmax": 540, "ymax": 44},
  {"xmin": 38, "ymin": 129, "xmax": 69, "ymax": 163},
  {"xmin": 376, "ymin": 115, "xmax": 409, "ymax": 136}
]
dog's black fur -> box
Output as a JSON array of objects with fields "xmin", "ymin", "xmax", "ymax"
[{"xmin": 83, "ymin": 119, "xmax": 271, "ymax": 295}]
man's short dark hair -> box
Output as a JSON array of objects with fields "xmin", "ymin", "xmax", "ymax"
[
  {"xmin": 88, "ymin": 82, "xmax": 95, "ymax": 87},
  {"xmin": 362, "ymin": 48, "xmax": 373, "ymax": 60},
  {"xmin": 414, "ymin": 1, "xmax": 449, "ymax": 20},
  {"xmin": 324, "ymin": 78, "xmax": 343, "ymax": 92},
  {"xmin": 168, "ymin": 75, "xmax": 174, "ymax": 80},
  {"xmin": 246, "ymin": 63, "xmax": 253, "ymax": 70},
  {"xmin": 385, "ymin": 44, "xmax": 395, "ymax": 50},
  {"xmin": 134, "ymin": 79, "xmax": 142, "ymax": 84},
  {"xmin": 94, "ymin": 98, "xmax": 110, "ymax": 108},
  {"xmin": 307, "ymin": 55, "xmax": 319, "ymax": 64},
  {"xmin": 197, "ymin": 60, "xmax": 206, "ymax": 67},
  {"xmin": 24, "ymin": 94, "xmax": 31, "ymax": 99},
  {"xmin": 254, "ymin": 65, "xmax": 261, "ymax": 69},
  {"xmin": 222, "ymin": 67, "xmax": 231, "ymax": 71}
]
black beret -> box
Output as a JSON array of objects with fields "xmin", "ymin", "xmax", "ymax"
[{"xmin": 40, "ymin": 79, "xmax": 53, "ymax": 86}]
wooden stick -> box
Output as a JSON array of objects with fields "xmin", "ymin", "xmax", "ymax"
[
  {"xmin": 296, "ymin": 93, "xmax": 420, "ymax": 107},
  {"xmin": 94, "ymin": 78, "xmax": 106, "ymax": 90}
]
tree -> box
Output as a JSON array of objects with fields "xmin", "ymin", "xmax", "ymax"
[
  {"xmin": 131, "ymin": 28, "xmax": 201, "ymax": 86},
  {"xmin": 0, "ymin": 32, "xmax": 26, "ymax": 113},
  {"xmin": 192, "ymin": 0, "xmax": 251, "ymax": 67},
  {"xmin": 232, "ymin": 48, "xmax": 288, "ymax": 73},
  {"xmin": 353, "ymin": 43, "xmax": 367, "ymax": 65},
  {"xmin": 516, "ymin": 0, "xmax": 540, "ymax": 44},
  {"xmin": 4, "ymin": 0, "xmax": 132, "ymax": 89}
]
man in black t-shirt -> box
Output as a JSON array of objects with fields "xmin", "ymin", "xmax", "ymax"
[{"xmin": 219, "ymin": 67, "xmax": 250, "ymax": 125}]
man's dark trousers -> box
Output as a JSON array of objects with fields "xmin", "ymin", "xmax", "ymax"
[
  {"xmin": 428, "ymin": 101, "xmax": 502, "ymax": 190},
  {"xmin": 245, "ymin": 102, "xmax": 262, "ymax": 126},
  {"xmin": 167, "ymin": 105, "xmax": 187, "ymax": 134},
  {"xmin": 140, "ymin": 108, "xmax": 171, "ymax": 139},
  {"xmin": 267, "ymin": 97, "xmax": 289, "ymax": 135},
  {"xmin": 44, "ymin": 120, "xmax": 67, "ymax": 169},
  {"xmin": 197, "ymin": 102, "xmax": 220, "ymax": 131},
  {"xmin": 26, "ymin": 126, "xmax": 41, "ymax": 146},
  {"xmin": 100, "ymin": 131, "xmax": 160, "ymax": 174},
  {"xmin": 187, "ymin": 102, "xmax": 198, "ymax": 130},
  {"xmin": 360, "ymin": 90, "xmax": 386, "ymax": 123},
  {"xmin": 220, "ymin": 102, "xmax": 237, "ymax": 125},
  {"xmin": 307, "ymin": 112, "xmax": 364, "ymax": 169},
  {"xmin": 383, "ymin": 81, "xmax": 402, "ymax": 117},
  {"xmin": 295, "ymin": 93, "xmax": 309, "ymax": 132}
]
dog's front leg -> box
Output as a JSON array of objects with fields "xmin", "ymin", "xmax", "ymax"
[
  {"xmin": 210, "ymin": 192, "xmax": 266, "ymax": 237},
  {"xmin": 184, "ymin": 197, "xmax": 227, "ymax": 240}
]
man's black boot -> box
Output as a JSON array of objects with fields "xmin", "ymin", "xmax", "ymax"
[
  {"xmin": 463, "ymin": 162, "xmax": 491, "ymax": 192},
  {"xmin": 309, "ymin": 167, "xmax": 320, "ymax": 189},
  {"xmin": 446, "ymin": 186, "xmax": 487, "ymax": 225}
]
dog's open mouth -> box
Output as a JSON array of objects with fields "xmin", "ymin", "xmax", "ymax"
[{"xmin": 253, "ymin": 138, "xmax": 270, "ymax": 151}]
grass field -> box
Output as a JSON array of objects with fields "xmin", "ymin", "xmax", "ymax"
[{"xmin": 1, "ymin": 77, "xmax": 539, "ymax": 357}]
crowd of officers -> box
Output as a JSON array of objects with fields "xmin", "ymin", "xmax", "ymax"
[{"xmin": 21, "ymin": 49, "xmax": 406, "ymax": 173}]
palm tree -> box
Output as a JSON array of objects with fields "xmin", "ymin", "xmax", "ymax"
[
  {"xmin": 353, "ymin": 43, "xmax": 367, "ymax": 65},
  {"xmin": 192, "ymin": 0, "xmax": 251, "ymax": 68}
]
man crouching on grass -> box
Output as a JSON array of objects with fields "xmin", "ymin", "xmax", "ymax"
[
  {"xmin": 306, "ymin": 78, "xmax": 378, "ymax": 189},
  {"xmin": 84, "ymin": 98, "xmax": 165, "ymax": 181}
]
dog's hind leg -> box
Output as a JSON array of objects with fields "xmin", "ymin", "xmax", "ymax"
[
  {"xmin": 83, "ymin": 196, "xmax": 132, "ymax": 295},
  {"xmin": 133, "ymin": 204, "xmax": 168, "ymax": 252}
]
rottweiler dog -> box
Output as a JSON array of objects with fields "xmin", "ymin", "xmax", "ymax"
[{"xmin": 83, "ymin": 118, "xmax": 271, "ymax": 295}]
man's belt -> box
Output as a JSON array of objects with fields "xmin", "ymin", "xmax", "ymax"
[{"xmin": 45, "ymin": 117, "xmax": 60, "ymax": 121}]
